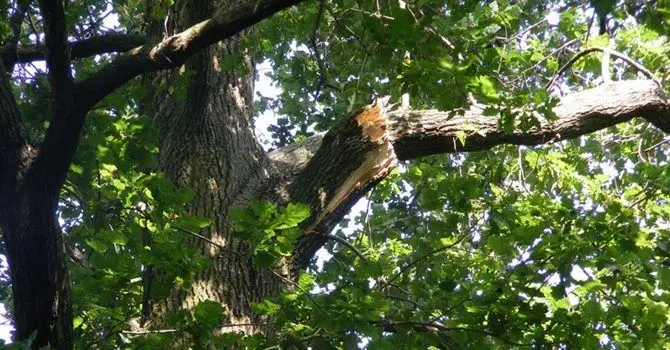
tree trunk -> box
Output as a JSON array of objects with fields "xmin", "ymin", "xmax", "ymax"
[
  {"xmin": 142, "ymin": 0, "xmax": 283, "ymax": 334},
  {"xmin": 0, "ymin": 60, "xmax": 73, "ymax": 348},
  {"xmin": 0, "ymin": 0, "xmax": 668, "ymax": 347}
]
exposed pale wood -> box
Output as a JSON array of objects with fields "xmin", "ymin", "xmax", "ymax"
[
  {"xmin": 277, "ymin": 79, "xmax": 669, "ymax": 265},
  {"xmin": 271, "ymin": 80, "xmax": 668, "ymax": 172}
]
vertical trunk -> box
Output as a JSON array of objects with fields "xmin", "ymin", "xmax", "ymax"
[
  {"xmin": 0, "ymin": 61, "xmax": 73, "ymax": 348},
  {"xmin": 2, "ymin": 195, "xmax": 73, "ymax": 349},
  {"xmin": 143, "ymin": 0, "xmax": 283, "ymax": 334}
]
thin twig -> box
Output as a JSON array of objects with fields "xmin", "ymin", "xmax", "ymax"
[
  {"xmin": 513, "ymin": 18, "xmax": 547, "ymax": 40},
  {"xmin": 644, "ymin": 136, "xmax": 670, "ymax": 152},
  {"xmin": 122, "ymin": 329, "xmax": 179, "ymax": 335},
  {"xmin": 270, "ymin": 271, "xmax": 329, "ymax": 315},
  {"xmin": 172, "ymin": 225, "xmax": 241, "ymax": 257},
  {"xmin": 346, "ymin": 7, "xmax": 394, "ymax": 20},
  {"xmin": 546, "ymin": 47, "xmax": 660, "ymax": 90},
  {"xmin": 378, "ymin": 234, "xmax": 467, "ymax": 291},
  {"xmin": 324, "ymin": 5, "xmax": 372, "ymax": 56},
  {"xmin": 512, "ymin": 38, "xmax": 579, "ymax": 83},
  {"xmin": 496, "ymin": 18, "xmax": 547, "ymax": 45},
  {"xmin": 310, "ymin": 0, "xmax": 329, "ymax": 102},
  {"xmin": 325, "ymin": 234, "xmax": 367, "ymax": 262}
]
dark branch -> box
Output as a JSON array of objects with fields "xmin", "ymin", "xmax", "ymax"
[
  {"xmin": 25, "ymin": 0, "xmax": 307, "ymax": 211},
  {"xmin": 0, "ymin": 33, "xmax": 146, "ymax": 65},
  {"xmin": 37, "ymin": 0, "xmax": 73, "ymax": 103},
  {"xmin": 21, "ymin": 1, "xmax": 77, "ymax": 205},
  {"xmin": 75, "ymin": 0, "xmax": 306, "ymax": 112},
  {"xmin": 4, "ymin": 0, "xmax": 31, "ymax": 72},
  {"xmin": 324, "ymin": 234, "xmax": 367, "ymax": 262},
  {"xmin": 0, "ymin": 0, "xmax": 29, "ymax": 146},
  {"xmin": 0, "ymin": 60, "xmax": 27, "ymax": 152}
]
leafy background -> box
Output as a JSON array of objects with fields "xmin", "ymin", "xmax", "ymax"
[{"xmin": 1, "ymin": 0, "xmax": 669, "ymax": 348}]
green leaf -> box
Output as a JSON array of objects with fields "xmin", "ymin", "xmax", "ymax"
[
  {"xmin": 274, "ymin": 203, "xmax": 310, "ymax": 230},
  {"xmin": 86, "ymin": 239, "xmax": 108, "ymax": 253},
  {"xmin": 193, "ymin": 301, "xmax": 226, "ymax": 330},
  {"xmin": 251, "ymin": 299, "xmax": 281, "ymax": 316},
  {"xmin": 470, "ymin": 76, "xmax": 500, "ymax": 102},
  {"xmin": 252, "ymin": 249, "xmax": 277, "ymax": 268}
]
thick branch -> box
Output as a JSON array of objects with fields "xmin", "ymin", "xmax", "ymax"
[
  {"xmin": 275, "ymin": 80, "xmax": 669, "ymax": 266},
  {"xmin": 38, "ymin": 0, "xmax": 73, "ymax": 102},
  {"xmin": 4, "ymin": 0, "xmax": 31, "ymax": 72},
  {"xmin": 75, "ymin": 0, "xmax": 305, "ymax": 111},
  {"xmin": 0, "ymin": 33, "xmax": 146, "ymax": 65},
  {"xmin": 287, "ymin": 99, "xmax": 397, "ymax": 267},
  {"xmin": 26, "ymin": 0, "xmax": 305, "ymax": 212},
  {"xmin": 389, "ymin": 80, "xmax": 668, "ymax": 159},
  {"xmin": 272, "ymin": 80, "xmax": 668, "ymax": 169},
  {"xmin": 0, "ymin": 59, "xmax": 28, "ymax": 178}
]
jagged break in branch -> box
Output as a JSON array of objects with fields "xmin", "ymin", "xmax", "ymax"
[{"xmin": 273, "ymin": 79, "xmax": 670, "ymax": 266}]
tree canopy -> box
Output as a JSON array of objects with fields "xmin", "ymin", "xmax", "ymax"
[{"xmin": 0, "ymin": 0, "xmax": 669, "ymax": 349}]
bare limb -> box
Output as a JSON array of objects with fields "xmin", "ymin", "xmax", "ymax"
[
  {"xmin": 74, "ymin": 0, "xmax": 305, "ymax": 112},
  {"xmin": 273, "ymin": 81, "xmax": 668, "ymax": 169},
  {"xmin": 390, "ymin": 80, "xmax": 668, "ymax": 159},
  {"xmin": 1, "ymin": 33, "xmax": 146, "ymax": 65},
  {"xmin": 37, "ymin": 0, "xmax": 73, "ymax": 102},
  {"xmin": 325, "ymin": 234, "xmax": 367, "ymax": 262}
]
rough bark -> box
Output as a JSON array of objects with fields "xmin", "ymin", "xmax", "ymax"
[
  {"xmin": 75, "ymin": 0, "xmax": 305, "ymax": 111},
  {"xmin": 0, "ymin": 1, "xmax": 76, "ymax": 347},
  {"xmin": 0, "ymin": 58, "xmax": 73, "ymax": 349},
  {"xmin": 0, "ymin": 0, "xmax": 667, "ymax": 347},
  {"xmin": 269, "ymin": 80, "xmax": 669, "ymax": 266},
  {"xmin": 0, "ymin": 0, "xmax": 307, "ymax": 347},
  {"xmin": 142, "ymin": 0, "xmax": 284, "ymax": 335}
]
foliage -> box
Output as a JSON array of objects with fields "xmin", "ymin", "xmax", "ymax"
[
  {"xmin": 2, "ymin": 0, "xmax": 670, "ymax": 349},
  {"xmin": 231, "ymin": 201, "xmax": 310, "ymax": 268}
]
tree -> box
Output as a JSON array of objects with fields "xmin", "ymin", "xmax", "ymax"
[{"xmin": 0, "ymin": 0, "xmax": 669, "ymax": 348}]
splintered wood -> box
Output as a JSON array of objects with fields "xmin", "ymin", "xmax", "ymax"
[{"xmin": 307, "ymin": 100, "xmax": 397, "ymax": 234}]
